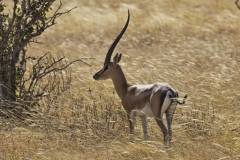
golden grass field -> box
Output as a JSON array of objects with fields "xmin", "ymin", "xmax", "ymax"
[{"xmin": 1, "ymin": 0, "xmax": 240, "ymax": 159}]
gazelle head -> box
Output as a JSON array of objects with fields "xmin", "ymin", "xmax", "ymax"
[{"xmin": 93, "ymin": 10, "xmax": 130, "ymax": 80}]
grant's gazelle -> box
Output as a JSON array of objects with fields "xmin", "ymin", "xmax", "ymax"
[{"xmin": 93, "ymin": 10, "xmax": 187, "ymax": 145}]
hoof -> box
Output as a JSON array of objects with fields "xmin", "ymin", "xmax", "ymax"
[
  {"xmin": 164, "ymin": 135, "xmax": 170, "ymax": 146},
  {"xmin": 129, "ymin": 134, "xmax": 134, "ymax": 142},
  {"xmin": 144, "ymin": 135, "xmax": 150, "ymax": 141},
  {"xmin": 164, "ymin": 141, "xmax": 170, "ymax": 147}
]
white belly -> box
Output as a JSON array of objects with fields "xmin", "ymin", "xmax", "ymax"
[{"xmin": 133, "ymin": 103, "xmax": 154, "ymax": 117}]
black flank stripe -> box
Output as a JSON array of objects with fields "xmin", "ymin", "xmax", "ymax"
[{"xmin": 167, "ymin": 87, "xmax": 178, "ymax": 98}]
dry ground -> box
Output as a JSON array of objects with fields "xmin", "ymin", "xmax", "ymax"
[{"xmin": 1, "ymin": 0, "xmax": 240, "ymax": 159}]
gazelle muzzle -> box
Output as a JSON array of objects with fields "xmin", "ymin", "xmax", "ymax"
[{"xmin": 93, "ymin": 65, "xmax": 108, "ymax": 80}]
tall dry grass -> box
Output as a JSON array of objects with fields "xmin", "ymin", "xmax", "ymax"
[{"xmin": 1, "ymin": 0, "xmax": 240, "ymax": 159}]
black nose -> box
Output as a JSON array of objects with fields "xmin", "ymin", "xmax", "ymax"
[{"xmin": 93, "ymin": 74, "xmax": 98, "ymax": 80}]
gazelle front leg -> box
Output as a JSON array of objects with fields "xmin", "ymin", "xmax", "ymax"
[
  {"xmin": 128, "ymin": 111, "xmax": 136, "ymax": 141},
  {"xmin": 140, "ymin": 114, "xmax": 149, "ymax": 140}
]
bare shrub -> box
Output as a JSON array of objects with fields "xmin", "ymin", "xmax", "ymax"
[
  {"xmin": 0, "ymin": 0, "xmax": 75, "ymax": 101},
  {"xmin": 17, "ymin": 53, "xmax": 74, "ymax": 102}
]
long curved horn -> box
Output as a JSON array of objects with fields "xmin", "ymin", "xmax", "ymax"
[{"xmin": 104, "ymin": 10, "xmax": 130, "ymax": 66}]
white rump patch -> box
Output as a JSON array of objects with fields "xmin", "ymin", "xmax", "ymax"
[{"xmin": 160, "ymin": 91, "xmax": 172, "ymax": 117}]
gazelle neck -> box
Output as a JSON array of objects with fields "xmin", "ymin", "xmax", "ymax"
[{"xmin": 111, "ymin": 65, "xmax": 129, "ymax": 99}]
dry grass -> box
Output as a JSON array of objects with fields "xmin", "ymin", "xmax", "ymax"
[{"xmin": 1, "ymin": 0, "xmax": 240, "ymax": 159}]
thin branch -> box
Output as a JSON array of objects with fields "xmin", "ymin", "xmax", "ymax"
[{"xmin": 67, "ymin": 58, "xmax": 92, "ymax": 66}]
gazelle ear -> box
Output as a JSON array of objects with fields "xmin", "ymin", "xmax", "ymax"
[
  {"xmin": 117, "ymin": 53, "xmax": 122, "ymax": 62},
  {"xmin": 113, "ymin": 53, "xmax": 122, "ymax": 64}
]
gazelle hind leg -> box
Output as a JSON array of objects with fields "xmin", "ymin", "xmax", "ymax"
[
  {"xmin": 155, "ymin": 116, "xmax": 169, "ymax": 145},
  {"xmin": 151, "ymin": 89, "xmax": 170, "ymax": 145},
  {"xmin": 166, "ymin": 103, "xmax": 177, "ymax": 142},
  {"xmin": 166, "ymin": 112, "xmax": 173, "ymax": 141},
  {"xmin": 160, "ymin": 91, "xmax": 173, "ymax": 145}
]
